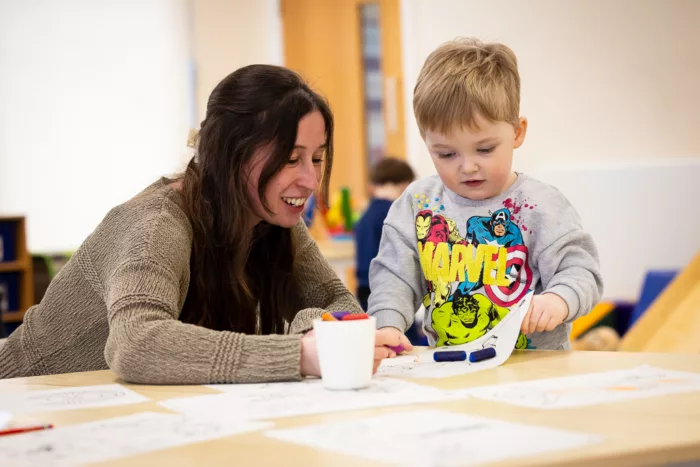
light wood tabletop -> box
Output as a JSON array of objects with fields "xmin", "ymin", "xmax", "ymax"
[
  {"xmin": 1, "ymin": 350, "xmax": 700, "ymax": 467},
  {"xmin": 315, "ymin": 238, "xmax": 355, "ymax": 261}
]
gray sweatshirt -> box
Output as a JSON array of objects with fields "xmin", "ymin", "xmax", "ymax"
[{"xmin": 367, "ymin": 173, "xmax": 603, "ymax": 350}]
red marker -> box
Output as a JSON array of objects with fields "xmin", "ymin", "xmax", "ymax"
[
  {"xmin": 341, "ymin": 313, "xmax": 370, "ymax": 321},
  {"xmin": 0, "ymin": 424, "xmax": 54, "ymax": 437}
]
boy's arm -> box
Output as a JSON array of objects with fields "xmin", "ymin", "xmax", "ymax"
[
  {"xmin": 367, "ymin": 194, "xmax": 424, "ymax": 332},
  {"xmin": 537, "ymin": 228, "xmax": 604, "ymax": 323}
]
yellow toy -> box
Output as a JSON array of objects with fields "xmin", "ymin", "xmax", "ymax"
[{"xmin": 322, "ymin": 187, "xmax": 359, "ymax": 237}]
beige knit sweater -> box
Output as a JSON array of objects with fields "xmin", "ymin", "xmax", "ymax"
[{"xmin": 0, "ymin": 179, "xmax": 362, "ymax": 383}]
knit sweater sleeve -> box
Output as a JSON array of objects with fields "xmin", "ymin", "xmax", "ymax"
[
  {"xmin": 287, "ymin": 221, "xmax": 363, "ymax": 334},
  {"xmin": 103, "ymin": 200, "xmax": 303, "ymax": 385}
]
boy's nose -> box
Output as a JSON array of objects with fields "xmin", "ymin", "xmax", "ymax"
[{"xmin": 460, "ymin": 158, "xmax": 478, "ymax": 174}]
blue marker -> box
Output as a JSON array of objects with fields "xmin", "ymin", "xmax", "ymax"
[
  {"xmin": 433, "ymin": 350, "xmax": 467, "ymax": 362},
  {"xmin": 469, "ymin": 347, "xmax": 497, "ymax": 363}
]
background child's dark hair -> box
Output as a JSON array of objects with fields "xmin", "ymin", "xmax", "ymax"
[{"xmin": 370, "ymin": 157, "xmax": 415, "ymax": 186}]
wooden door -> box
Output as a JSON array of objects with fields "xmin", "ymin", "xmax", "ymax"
[{"xmin": 281, "ymin": 0, "xmax": 406, "ymax": 206}]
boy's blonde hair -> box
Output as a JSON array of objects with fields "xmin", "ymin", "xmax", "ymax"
[{"xmin": 414, "ymin": 37, "xmax": 520, "ymax": 135}]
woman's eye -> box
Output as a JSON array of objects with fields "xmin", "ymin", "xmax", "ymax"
[
  {"xmin": 312, "ymin": 158, "xmax": 325, "ymax": 165},
  {"xmin": 287, "ymin": 158, "xmax": 300, "ymax": 166}
]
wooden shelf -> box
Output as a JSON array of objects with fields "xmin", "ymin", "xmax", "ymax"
[
  {"xmin": 3, "ymin": 310, "xmax": 26, "ymax": 323},
  {"xmin": 0, "ymin": 260, "xmax": 29, "ymax": 273},
  {"xmin": 0, "ymin": 216, "xmax": 34, "ymax": 326}
]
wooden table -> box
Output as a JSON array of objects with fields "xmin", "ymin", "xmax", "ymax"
[
  {"xmin": 315, "ymin": 238, "xmax": 355, "ymax": 288},
  {"xmin": 2, "ymin": 350, "xmax": 700, "ymax": 466}
]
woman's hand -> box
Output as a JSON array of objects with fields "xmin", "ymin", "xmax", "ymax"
[{"xmin": 300, "ymin": 329, "xmax": 321, "ymax": 377}]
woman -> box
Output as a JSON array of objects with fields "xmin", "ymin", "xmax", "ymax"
[{"xmin": 0, "ymin": 65, "xmax": 412, "ymax": 383}]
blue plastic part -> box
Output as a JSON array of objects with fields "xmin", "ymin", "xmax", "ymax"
[
  {"xmin": 469, "ymin": 347, "xmax": 497, "ymax": 363},
  {"xmin": 433, "ymin": 350, "xmax": 467, "ymax": 362}
]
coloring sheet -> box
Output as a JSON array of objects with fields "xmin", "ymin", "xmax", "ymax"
[
  {"xmin": 378, "ymin": 291, "xmax": 532, "ymax": 379},
  {"xmin": 265, "ymin": 409, "xmax": 602, "ymax": 467},
  {"xmin": 162, "ymin": 378, "xmax": 458, "ymax": 421},
  {"xmin": 0, "ymin": 384, "xmax": 149, "ymax": 414},
  {"xmin": 462, "ymin": 365, "xmax": 700, "ymax": 409},
  {"xmin": 0, "ymin": 410, "xmax": 10, "ymax": 429},
  {"xmin": 0, "ymin": 411, "xmax": 270, "ymax": 467}
]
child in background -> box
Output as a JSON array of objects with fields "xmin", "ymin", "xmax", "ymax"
[
  {"xmin": 368, "ymin": 38, "xmax": 603, "ymax": 351},
  {"xmin": 354, "ymin": 157, "xmax": 415, "ymax": 311}
]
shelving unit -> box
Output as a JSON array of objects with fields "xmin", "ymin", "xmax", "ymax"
[{"xmin": 0, "ymin": 216, "xmax": 34, "ymax": 326}]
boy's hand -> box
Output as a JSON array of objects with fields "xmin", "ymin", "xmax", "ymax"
[
  {"xmin": 369, "ymin": 328, "xmax": 414, "ymax": 373},
  {"xmin": 521, "ymin": 294, "xmax": 568, "ymax": 335},
  {"xmin": 376, "ymin": 327, "xmax": 414, "ymax": 356}
]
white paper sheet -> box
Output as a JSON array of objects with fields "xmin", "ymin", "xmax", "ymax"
[
  {"xmin": 462, "ymin": 365, "xmax": 700, "ymax": 409},
  {"xmin": 0, "ymin": 410, "xmax": 10, "ymax": 429},
  {"xmin": 378, "ymin": 291, "xmax": 533, "ymax": 379},
  {"xmin": 0, "ymin": 411, "xmax": 270, "ymax": 467},
  {"xmin": 162, "ymin": 378, "xmax": 459, "ymax": 421},
  {"xmin": 266, "ymin": 409, "xmax": 602, "ymax": 467},
  {"xmin": 0, "ymin": 384, "xmax": 149, "ymax": 414}
]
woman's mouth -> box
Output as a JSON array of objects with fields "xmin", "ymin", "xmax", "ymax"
[{"xmin": 282, "ymin": 197, "xmax": 307, "ymax": 207}]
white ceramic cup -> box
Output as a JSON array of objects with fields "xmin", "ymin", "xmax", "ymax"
[{"xmin": 313, "ymin": 316, "xmax": 376, "ymax": 390}]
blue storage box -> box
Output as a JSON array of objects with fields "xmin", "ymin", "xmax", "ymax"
[
  {"xmin": 0, "ymin": 221, "xmax": 17, "ymax": 262},
  {"xmin": 0, "ymin": 272, "xmax": 20, "ymax": 312}
]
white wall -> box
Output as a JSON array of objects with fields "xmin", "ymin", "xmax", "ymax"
[
  {"xmin": 401, "ymin": 0, "xmax": 700, "ymax": 175},
  {"xmin": 400, "ymin": 0, "xmax": 700, "ymax": 300},
  {"xmin": 0, "ymin": 0, "xmax": 283, "ymax": 253},
  {"xmin": 531, "ymin": 160, "xmax": 700, "ymax": 302},
  {"xmin": 191, "ymin": 0, "xmax": 283, "ymax": 122},
  {"xmin": 0, "ymin": 0, "xmax": 192, "ymax": 252}
]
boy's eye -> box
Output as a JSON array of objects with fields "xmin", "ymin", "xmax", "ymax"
[
  {"xmin": 477, "ymin": 146, "xmax": 495, "ymax": 154},
  {"xmin": 437, "ymin": 152, "xmax": 456, "ymax": 159}
]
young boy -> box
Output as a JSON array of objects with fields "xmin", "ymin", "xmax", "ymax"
[
  {"xmin": 355, "ymin": 157, "xmax": 415, "ymax": 311},
  {"xmin": 367, "ymin": 38, "xmax": 603, "ymax": 351}
]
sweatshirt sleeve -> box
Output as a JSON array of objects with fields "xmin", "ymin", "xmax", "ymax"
[
  {"xmin": 532, "ymin": 190, "xmax": 604, "ymax": 322},
  {"xmin": 367, "ymin": 192, "xmax": 424, "ymax": 331}
]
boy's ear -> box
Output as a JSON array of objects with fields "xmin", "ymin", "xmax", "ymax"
[{"xmin": 514, "ymin": 117, "xmax": 528, "ymax": 148}]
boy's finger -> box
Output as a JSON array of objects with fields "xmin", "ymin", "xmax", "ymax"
[
  {"xmin": 522, "ymin": 301, "xmax": 535, "ymax": 334},
  {"xmin": 545, "ymin": 315, "xmax": 559, "ymax": 331},
  {"xmin": 375, "ymin": 329, "xmax": 403, "ymax": 347},
  {"xmin": 374, "ymin": 346, "xmax": 393, "ymax": 360},
  {"xmin": 528, "ymin": 306, "xmax": 542, "ymax": 334},
  {"xmin": 535, "ymin": 312, "xmax": 549, "ymax": 332},
  {"xmin": 400, "ymin": 335, "xmax": 414, "ymax": 351},
  {"xmin": 521, "ymin": 310, "xmax": 531, "ymax": 334}
]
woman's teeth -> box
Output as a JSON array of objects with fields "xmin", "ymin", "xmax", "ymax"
[{"xmin": 282, "ymin": 197, "xmax": 306, "ymax": 207}]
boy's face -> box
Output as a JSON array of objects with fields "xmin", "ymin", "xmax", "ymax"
[{"xmin": 423, "ymin": 113, "xmax": 527, "ymax": 200}]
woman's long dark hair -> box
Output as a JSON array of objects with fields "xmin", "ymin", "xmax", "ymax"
[{"xmin": 178, "ymin": 65, "xmax": 334, "ymax": 335}]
